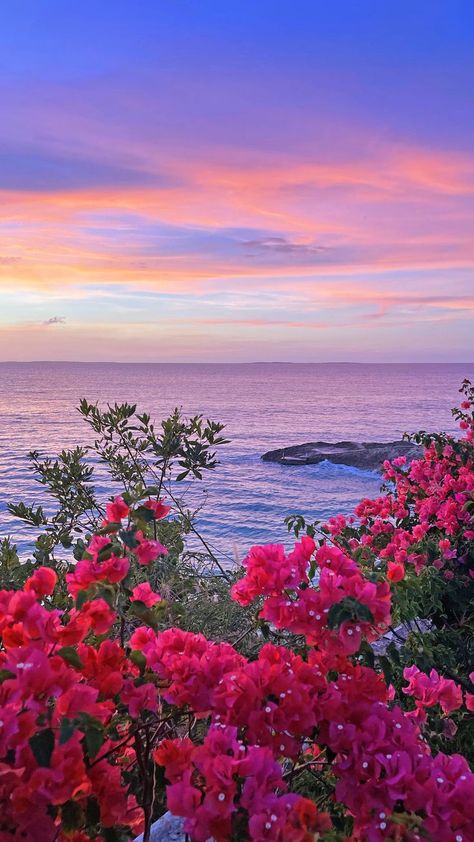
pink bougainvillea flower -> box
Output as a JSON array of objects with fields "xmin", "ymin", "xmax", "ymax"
[
  {"xmin": 66, "ymin": 554, "xmax": 130, "ymax": 597},
  {"xmin": 134, "ymin": 531, "xmax": 168, "ymax": 565},
  {"xmin": 105, "ymin": 495, "xmax": 130, "ymax": 523},
  {"xmin": 403, "ymin": 665, "xmax": 463, "ymax": 715},
  {"xmin": 1, "ymin": 387, "xmax": 473, "ymax": 841},
  {"xmin": 131, "ymin": 582, "xmax": 161, "ymax": 607},
  {"xmin": 78, "ymin": 598, "xmax": 117, "ymax": 635},
  {"xmin": 387, "ymin": 560, "xmax": 405, "ymax": 582},
  {"xmin": 143, "ymin": 498, "xmax": 171, "ymax": 519},
  {"xmin": 24, "ymin": 566, "xmax": 58, "ymax": 597}
]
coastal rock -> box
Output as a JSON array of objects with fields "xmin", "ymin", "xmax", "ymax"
[{"xmin": 261, "ymin": 440, "xmax": 420, "ymax": 471}]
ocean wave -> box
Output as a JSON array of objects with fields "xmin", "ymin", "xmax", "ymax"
[{"xmin": 305, "ymin": 459, "xmax": 380, "ymax": 479}]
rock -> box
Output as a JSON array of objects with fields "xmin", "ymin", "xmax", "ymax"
[
  {"xmin": 134, "ymin": 813, "xmax": 212, "ymax": 842},
  {"xmin": 371, "ymin": 619, "xmax": 432, "ymax": 656},
  {"xmin": 134, "ymin": 813, "xmax": 186, "ymax": 842},
  {"xmin": 261, "ymin": 440, "xmax": 420, "ymax": 471}
]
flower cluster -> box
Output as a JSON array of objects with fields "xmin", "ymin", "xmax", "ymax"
[
  {"xmin": 403, "ymin": 665, "xmax": 474, "ymax": 722},
  {"xmin": 137, "ymin": 627, "xmax": 474, "ymax": 841},
  {"xmin": 325, "ymin": 391, "xmax": 474, "ymax": 584},
  {"xmin": 0, "ymin": 495, "xmax": 170, "ymax": 840},
  {"xmin": 0, "ymin": 384, "xmax": 473, "ymax": 841},
  {"xmin": 154, "ymin": 726, "xmax": 330, "ymax": 842},
  {"xmin": 232, "ymin": 540, "xmax": 392, "ymax": 656},
  {"xmin": 0, "ymin": 570, "xmax": 144, "ymax": 839}
]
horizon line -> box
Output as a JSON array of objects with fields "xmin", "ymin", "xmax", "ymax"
[{"xmin": 0, "ymin": 360, "xmax": 473, "ymax": 366}]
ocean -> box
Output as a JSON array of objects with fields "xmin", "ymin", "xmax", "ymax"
[{"xmin": 0, "ymin": 362, "xmax": 472, "ymax": 561}]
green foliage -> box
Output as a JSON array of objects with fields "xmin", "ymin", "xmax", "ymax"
[
  {"xmin": 2, "ymin": 384, "xmax": 473, "ymax": 833},
  {"xmin": 2, "ymin": 398, "xmax": 258, "ymax": 653},
  {"xmin": 327, "ymin": 597, "xmax": 374, "ymax": 629},
  {"xmin": 29, "ymin": 729, "xmax": 55, "ymax": 767},
  {"xmin": 285, "ymin": 380, "xmax": 474, "ymax": 768},
  {"xmin": 157, "ymin": 554, "xmax": 256, "ymax": 651},
  {"xmin": 6, "ymin": 401, "xmax": 229, "ymax": 570},
  {"xmin": 78, "ymin": 399, "xmax": 229, "ymax": 487},
  {"xmin": 0, "ymin": 538, "xmax": 35, "ymax": 589}
]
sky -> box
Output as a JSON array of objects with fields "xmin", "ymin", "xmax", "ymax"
[{"xmin": 0, "ymin": 0, "xmax": 473, "ymax": 362}]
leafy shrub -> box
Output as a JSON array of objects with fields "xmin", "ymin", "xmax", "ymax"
[{"xmin": 0, "ymin": 384, "xmax": 473, "ymax": 841}]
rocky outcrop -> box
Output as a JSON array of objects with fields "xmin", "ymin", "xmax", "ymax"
[{"xmin": 261, "ymin": 440, "xmax": 420, "ymax": 471}]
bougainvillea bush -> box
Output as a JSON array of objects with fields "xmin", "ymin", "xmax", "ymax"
[{"xmin": 0, "ymin": 384, "xmax": 473, "ymax": 841}]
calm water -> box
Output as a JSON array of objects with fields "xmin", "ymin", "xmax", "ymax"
[{"xmin": 0, "ymin": 363, "xmax": 472, "ymax": 560}]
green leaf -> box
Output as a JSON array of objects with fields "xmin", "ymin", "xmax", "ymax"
[
  {"xmin": 58, "ymin": 647, "xmax": 84, "ymax": 669},
  {"xmin": 61, "ymin": 800, "xmax": 84, "ymax": 831},
  {"xmin": 73, "ymin": 541, "xmax": 87, "ymax": 560},
  {"xmin": 83, "ymin": 721, "xmax": 105, "ymax": 760},
  {"xmin": 327, "ymin": 597, "xmax": 374, "ymax": 630},
  {"xmin": 138, "ymin": 486, "xmax": 160, "ymax": 498},
  {"xmin": 95, "ymin": 585, "xmax": 116, "ymax": 608},
  {"xmin": 97, "ymin": 544, "xmax": 114, "ymax": 561},
  {"xmin": 119, "ymin": 528, "xmax": 139, "ymax": 549},
  {"xmin": 379, "ymin": 655, "xmax": 393, "ymax": 685},
  {"xmin": 130, "ymin": 650, "xmax": 147, "ymax": 670},
  {"xmin": 386, "ymin": 641, "xmax": 401, "ymax": 665},
  {"xmin": 103, "ymin": 829, "xmax": 127, "ymax": 842},
  {"xmin": 76, "ymin": 587, "xmax": 93, "ymax": 610},
  {"xmin": 85, "ymin": 797, "xmax": 101, "ymax": 825},
  {"xmin": 76, "ymin": 583, "xmax": 116, "ymax": 610},
  {"xmin": 259, "ymin": 620, "xmax": 270, "ymax": 639},
  {"xmin": 129, "ymin": 601, "xmax": 159, "ymax": 630},
  {"xmin": 0, "ymin": 669, "xmax": 15, "ymax": 682},
  {"xmin": 359, "ymin": 640, "xmax": 375, "ymax": 669},
  {"xmin": 59, "ymin": 718, "xmax": 76, "ymax": 745},
  {"xmin": 29, "ymin": 728, "xmax": 55, "ymax": 767},
  {"xmin": 133, "ymin": 506, "xmax": 156, "ymax": 523}
]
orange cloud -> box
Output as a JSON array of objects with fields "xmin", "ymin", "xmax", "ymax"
[{"xmin": 0, "ymin": 132, "xmax": 473, "ymax": 304}]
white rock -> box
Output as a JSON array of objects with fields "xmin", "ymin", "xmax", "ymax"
[
  {"xmin": 134, "ymin": 812, "xmax": 213, "ymax": 842},
  {"xmin": 134, "ymin": 813, "xmax": 185, "ymax": 842}
]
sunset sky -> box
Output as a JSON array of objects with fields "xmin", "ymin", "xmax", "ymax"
[{"xmin": 1, "ymin": 0, "xmax": 473, "ymax": 362}]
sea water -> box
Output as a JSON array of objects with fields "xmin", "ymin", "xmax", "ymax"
[{"xmin": 0, "ymin": 362, "xmax": 472, "ymax": 560}]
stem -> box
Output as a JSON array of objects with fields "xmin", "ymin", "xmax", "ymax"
[
  {"xmin": 232, "ymin": 624, "xmax": 256, "ymax": 647},
  {"xmin": 283, "ymin": 758, "xmax": 330, "ymax": 780},
  {"xmin": 166, "ymin": 487, "xmax": 231, "ymax": 580},
  {"xmin": 156, "ymin": 457, "xmax": 168, "ymax": 499},
  {"xmin": 89, "ymin": 732, "xmax": 136, "ymax": 767},
  {"xmin": 135, "ymin": 729, "xmax": 152, "ymax": 842},
  {"xmin": 311, "ymin": 524, "xmax": 349, "ymax": 554}
]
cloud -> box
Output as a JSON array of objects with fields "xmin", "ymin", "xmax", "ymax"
[
  {"xmin": 241, "ymin": 236, "xmax": 329, "ymax": 259},
  {"xmin": 1, "ymin": 133, "xmax": 473, "ymax": 296},
  {"xmin": 195, "ymin": 317, "xmax": 333, "ymax": 328},
  {"xmin": 0, "ymin": 107, "xmax": 473, "ymax": 364}
]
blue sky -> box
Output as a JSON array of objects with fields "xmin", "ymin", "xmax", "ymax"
[{"xmin": 1, "ymin": 1, "xmax": 473, "ymax": 360}]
